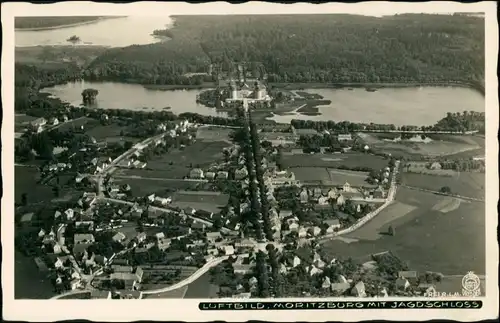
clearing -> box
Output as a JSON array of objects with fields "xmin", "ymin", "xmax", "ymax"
[
  {"xmin": 85, "ymin": 123, "xmax": 139, "ymax": 144},
  {"xmin": 113, "ymin": 177, "xmax": 200, "ymax": 198}
]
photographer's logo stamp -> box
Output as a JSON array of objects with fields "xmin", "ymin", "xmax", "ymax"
[{"xmin": 462, "ymin": 271, "xmax": 481, "ymax": 297}]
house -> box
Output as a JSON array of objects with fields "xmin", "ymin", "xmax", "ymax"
[
  {"xmin": 289, "ymin": 222, "xmax": 299, "ymax": 232},
  {"xmin": 189, "ymin": 168, "xmax": 204, "ymax": 179},
  {"xmin": 396, "ymin": 277, "xmax": 411, "ymax": 290},
  {"xmin": 154, "ymin": 196, "xmax": 172, "ymax": 206},
  {"xmin": 318, "ymin": 196, "xmax": 329, "ymax": 205},
  {"xmin": 74, "ymin": 233, "xmax": 95, "ymax": 244},
  {"xmin": 49, "ymin": 117, "xmax": 59, "ymax": 126},
  {"xmin": 398, "ymin": 271, "xmax": 418, "ymax": 284},
  {"xmin": 222, "ymin": 245, "xmax": 235, "ymax": 256},
  {"xmin": 248, "ymin": 276, "xmax": 258, "ymax": 286},
  {"xmin": 298, "ymin": 227, "xmax": 307, "ymax": 238},
  {"xmin": 373, "ymin": 186, "xmax": 386, "ymax": 199},
  {"xmin": 299, "ymin": 189, "xmax": 309, "ymax": 203},
  {"xmin": 331, "ymin": 282, "xmax": 351, "ymax": 294},
  {"xmin": 136, "ymin": 232, "xmax": 147, "ymax": 243},
  {"xmin": 155, "ymin": 232, "xmax": 165, "ymax": 240},
  {"xmin": 322, "ymin": 276, "xmax": 331, "ymax": 289},
  {"xmin": 234, "ymin": 167, "xmax": 248, "ymax": 180},
  {"xmin": 112, "ymin": 232, "xmax": 127, "ymax": 243},
  {"xmin": 418, "ymin": 283, "xmax": 437, "ymax": 296},
  {"xmin": 429, "ymin": 162, "xmax": 442, "ymax": 170},
  {"xmin": 95, "ymin": 255, "xmax": 108, "ymax": 266},
  {"xmin": 191, "ymin": 221, "xmax": 206, "ymax": 231},
  {"xmin": 292, "ymin": 256, "xmax": 301, "ymax": 268},
  {"xmin": 279, "ymin": 209, "xmax": 293, "ymax": 219},
  {"xmin": 206, "ymin": 231, "xmax": 222, "ymax": 243},
  {"xmin": 217, "ymin": 171, "xmax": 229, "ymax": 180},
  {"xmin": 91, "ymin": 290, "xmax": 111, "ymax": 299},
  {"xmin": 351, "ymin": 281, "xmax": 366, "ymax": 297},
  {"xmin": 157, "ymin": 239, "xmax": 171, "ymax": 251},
  {"xmin": 338, "ymin": 134, "xmax": 352, "ymax": 141},
  {"xmin": 311, "ymin": 226, "xmax": 322, "ymax": 236},
  {"xmin": 70, "ymin": 278, "xmax": 82, "ymax": 290},
  {"xmin": 325, "ymin": 219, "xmax": 341, "ymax": 233},
  {"xmin": 336, "ymin": 194, "xmax": 346, "ymax": 206},
  {"xmin": 20, "ymin": 212, "xmax": 34, "ymax": 223},
  {"xmin": 135, "ymin": 267, "xmax": 144, "ymax": 282},
  {"xmin": 65, "ymin": 208, "xmax": 75, "ymax": 220},
  {"xmin": 205, "ymin": 172, "xmax": 216, "ymax": 180},
  {"xmin": 309, "ymin": 265, "xmax": 323, "ymax": 276}
]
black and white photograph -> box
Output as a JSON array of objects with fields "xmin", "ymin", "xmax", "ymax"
[{"xmin": 2, "ymin": 1, "xmax": 498, "ymax": 322}]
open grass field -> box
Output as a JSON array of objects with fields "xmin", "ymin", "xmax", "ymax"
[
  {"xmin": 401, "ymin": 172, "xmax": 485, "ymax": 199},
  {"xmin": 170, "ymin": 191, "xmax": 229, "ymax": 213},
  {"xmin": 15, "ymin": 166, "xmax": 54, "ymax": 205},
  {"xmin": 85, "ymin": 123, "xmax": 139, "ymax": 143},
  {"xmin": 291, "ymin": 167, "xmax": 369, "ymax": 186},
  {"xmin": 113, "ymin": 177, "xmax": 200, "ymax": 197},
  {"xmin": 282, "ymin": 152, "xmax": 389, "ymax": 170},
  {"xmin": 183, "ymin": 271, "xmax": 219, "ymax": 298},
  {"xmin": 321, "ymin": 187, "xmax": 485, "ymax": 275},
  {"xmin": 51, "ymin": 117, "xmax": 96, "ymax": 133},
  {"xmin": 358, "ymin": 133, "xmax": 482, "ymax": 158},
  {"xmin": 142, "ymin": 285, "xmax": 189, "ymax": 298},
  {"xmin": 196, "ymin": 126, "xmax": 234, "ymax": 142},
  {"xmin": 119, "ymin": 141, "xmax": 230, "ymax": 180}
]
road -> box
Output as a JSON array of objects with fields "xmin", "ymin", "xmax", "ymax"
[
  {"xmin": 99, "ymin": 197, "xmax": 234, "ymax": 234},
  {"xmin": 317, "ymin": 160, "xmax": 401, "ymax": 243}
]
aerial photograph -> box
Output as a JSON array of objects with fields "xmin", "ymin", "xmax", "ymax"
[{"xmin": 13, "ymin": 12, "xmax": 486, "ymax": 300}]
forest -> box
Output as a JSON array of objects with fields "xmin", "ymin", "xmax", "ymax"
[
  {"xmin": 84, "ymin": 14, "xmax": 485, "ymax": 85},
  {"xmin": 15, "ymin": 16, "xmax": 104, "ymax": 29}
]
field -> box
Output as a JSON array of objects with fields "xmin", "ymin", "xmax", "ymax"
[
  {"xmin": 196, "ymin": 126, "xmax": 234, "ymax": 142},
  {"xmin": 15, "ymin": 114, "xmax": 38, "ymax": 132},
  {"xmin": 85, "ymin": 123, "xmax": 139, "ymax": 144},
  {"xmin": 15, "ymin": 166, "xmax": 54, "ymax": 205},
  {"xmin": 170, "ymin": 191, "xmax": 229, "ymax": 214},
  {"xmin": 404, "ymin": 162, "xmax": 458, "ymax": 177},
  {"xmin": 282, "ymin": 152, "xmax": 389, "ymax": 170},
  {"xmin": 401, "ymin": 172, "xmax": 484, "ymax": 199},
  {"xmin": 117, "ymin": 141, "xmax": 230, "ymax": 180},
  {"xmin": 291, "ymin": 167, "xmax": 369, "ymax": 186},
  {"xmin": 113, "ymin": 177, "xmax": 200, "ymax": 197},
  {"xmin": 321, "ymin": 187, "xmax": 485, "ymax": 275},
  {"xmin": 358, "ymin": 133, "xmax": 483, "ymax": 158},
  {"xmin": 142, "ymin": 285, "xmax": 189, "ymax": 299},
  {"xmin": 51, "ymin": 117, "xmax": 95, "ymax": 133}
]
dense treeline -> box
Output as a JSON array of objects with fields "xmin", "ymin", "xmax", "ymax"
[
  {"xmin": 84, "ymin": 14, "xmax": 484, "ymax": 85},
  {"xmin": 15, "ymin": 16, "xmax": 103, "ymax": 29}
]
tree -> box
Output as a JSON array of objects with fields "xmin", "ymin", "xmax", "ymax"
[
  {"xmin": 440, "ymin": 186, "xmax": 452, "ymax": 194},
  {"xmin": 81, "ymin": 88, "xmax": 99, "ymax": 105},
  {"xmin": 21, "ymin": 193, "xmax": 28, "ymax": 206},
  {"xmin": 388, "ymin": 225, "xmax": 395, "ymax": 236}
]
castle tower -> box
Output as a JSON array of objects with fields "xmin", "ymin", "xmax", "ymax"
[{"xmin": 229, "ymin": 81, "xmax": 238, "ymax": 99}]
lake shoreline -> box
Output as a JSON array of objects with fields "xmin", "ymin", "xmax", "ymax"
[
  {"xmin": 15, "ymin": 16, "xmax": 126, "ymax": 32},
  {"xmin": 141, "ymin": 81, "xmax": 485, "ymax": 95}
]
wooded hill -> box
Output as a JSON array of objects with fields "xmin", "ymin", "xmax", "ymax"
[{"xmin": 85, "ymin": 14, "xmax": 484, "ymax": 85}]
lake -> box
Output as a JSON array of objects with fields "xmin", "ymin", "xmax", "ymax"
[
  {"xmin": 270, "ymin": 86, "xmax": 485, "ymax": 125},
  {"xmin": 44, "ymin": 82, "xmax": 484, "ymax": 125},
  {"xmin": 15, "ymin": 16, "xmax": 173, "ymax": 47},
  {"xmin": 42, "ymin": 81, "xmax": 227, "ymax": 118}
]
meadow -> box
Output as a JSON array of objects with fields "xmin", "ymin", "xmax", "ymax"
[
  {"xmin": 321, "ymin": 187, "xmax": 486, "ymax": 275},
  {"xmin": 291, "ymin": 167, "xmax": 369, "ymax": 186},
  {"xmin": 282, "ymin": 152, "xmax": 389, "ymax": 170},
  {"xmin": 401, "ymin": 172, "xmax": 485, "ymax": 199}
]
